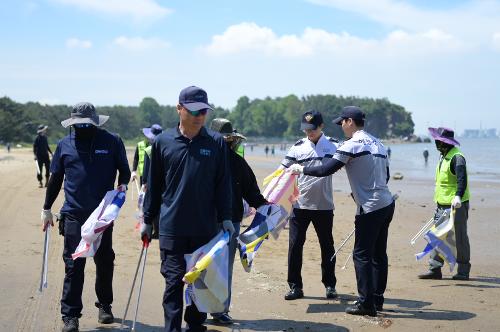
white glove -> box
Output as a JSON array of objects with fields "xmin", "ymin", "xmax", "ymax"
[
  {"xmin": 222, "ymin": 220, "xmax": 235, "ymax": 236},
  {"xmin": 41, "ymin": 209, "xmax": 54, "ymax": 231},
  {"xmin": 288, "ymin": 164, "xmax": 304, "ymax": 174},
  {"xmin": 451, "ymin": 196, "xmax": 462, "ymax": 209},
  {"xmin": 131, "ymin": 171, "xmax": 137, "ymax": 181},
  {"xmin": 141, "ymin": 184, "xmax": 147, "ymax": 192},
  {"xmin": 140, "ymin": 223, "xmax": 152, "ymax": 241},
  {"xmin": 117, "ymin": 184, "xmax": 128, "ymax": 192}
]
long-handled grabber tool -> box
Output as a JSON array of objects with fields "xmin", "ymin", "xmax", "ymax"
[
  {"xmin": 35, "ymin": 160, "xmax": 41, "ymax": 176},
  {"xmin": 132, "ymin": 236, "xmax": 149, "ymax": 331},
  {"xmin": 134, "ymin": 178, "xmax": 141, "ymax": 200},
  {"xmin": 341, "ymin": 252, "xmax": 353, "ymax": 270},
  {"xmin": 120, "ymin": 237, "xmax": 148, "ymax": 330},
  {"xmin": 39, "ymin": 224, "xmax": 51, "ymax": 292},
  {"xmin": 410, "ymin": 209, "xmax": 449, "ymax": 245},
  {"xmin": 330, "ymin": 228, "xmax": 355, "ymax": 262},
  {"xmin": 410, "ymin": 216, "xmax": 434, "ymax": 245}
]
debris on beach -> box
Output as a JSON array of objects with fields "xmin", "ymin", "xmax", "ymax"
[
  {"xmin": 378, "ymin": 317, "xmax": 393, "ymax": 328},
  {"xmin": 392, "ymin": 172, "xmax": 404, "ymax": 180}
]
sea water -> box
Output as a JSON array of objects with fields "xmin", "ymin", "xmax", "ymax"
[{"xmin": 245, "ymin": 138, "xmax": 500, "ymax": 183}]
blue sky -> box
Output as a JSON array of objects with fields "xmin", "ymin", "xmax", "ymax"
[{"xmin": 1, "ymin": 0, "xmax": 500, "ymax": 135}]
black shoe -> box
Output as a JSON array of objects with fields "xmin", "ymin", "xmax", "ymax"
[
  {"xmin": 62, "ymin": 316, "xmax": 79, "ymax": 332},
  {"xmin": 211, "ymin": 312, "xmax": 233, "ymax": 325},
  {"xmin": 284, "ymin": 288, "xmax": 304, "ymax": 300},
  {"xmin": 95, "ymin": 302, "xmax": 114, "ymax": 324},
  {"xmin": 418, "ymin": 269, "xmax": 442, "ymax": 280},
  {"xmin": 452, "ymin": 273, "xmax": 469, "ymax": 280},
  {"xmin": 326, "ymin": 286, "xmax": 338, "ymax": 299},
  {"xmin": 345, "ymin": 302, "xmax": 377, "ymax": 317},
  {"xmin": 38, "ymin": 182, "xmax": 43, "ymax": 188}
]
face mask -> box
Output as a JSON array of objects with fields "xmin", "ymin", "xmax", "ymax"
[
  {"xmin": 74, "ymin": 124, "xmax": 96, "ymax": 140},
  {"xmin": 435, "ymin": 140, "xmax": 452, "ymax": 154}
]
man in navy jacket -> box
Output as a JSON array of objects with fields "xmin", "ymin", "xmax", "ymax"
[{"xmin": 142, "ymin": 86, "xmax": 233, "ymax": 332}]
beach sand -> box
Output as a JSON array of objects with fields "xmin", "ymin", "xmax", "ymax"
[{"xmin": 1, "ymin": 148, "xmax": 499, "ymax": 332}]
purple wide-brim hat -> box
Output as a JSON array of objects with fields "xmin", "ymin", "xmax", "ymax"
[
  {"xmin": 428, "ymin": 127, "xmax": 460, "ymax": 146},
  {"xmin": 142, "ymin": 124, "xmax": 163, "ymax": 140}
]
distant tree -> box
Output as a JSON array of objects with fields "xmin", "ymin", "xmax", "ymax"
[
  {"xmin": 0, "ymin": 94, "xmax": 414, "ymax": 143},
  {"xmin": 139, "ymin": 97, "xmax": 162, "ymax": 126},
  {"xmin": 0, "ymin": 97, "xmax": 31, "ymax": 142}
]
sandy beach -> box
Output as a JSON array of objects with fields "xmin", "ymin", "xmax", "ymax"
[{"xmin": 1, "ymin": 147, "xmax": 499, "ymax": 332}]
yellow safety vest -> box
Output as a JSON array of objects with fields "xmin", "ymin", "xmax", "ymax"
[
  {"xmin": 137, "ymin": 140, "xmax": 148, "ymax": 176},
  {"xmin": 434, "ymin": 147, "xmax": 470, "ymax": 205},
  {"xmin": 236, "ymin": 144, "xmax": 245, "ymax": 158}
]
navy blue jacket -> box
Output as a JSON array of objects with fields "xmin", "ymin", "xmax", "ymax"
[
  {"xmin": 50, "ymin": 128, "xmax": 130, "ymax": 219},
  {"xmin": 229, "ymin": 150, "xmax": 267, "ymax": 222},
  {"xmin": 33, "ymin": 134, "xmax": 52, "ymax": 160},
  {"xmin": 143, "ymin": 126, "xmax": 232, "ymax": 241}
]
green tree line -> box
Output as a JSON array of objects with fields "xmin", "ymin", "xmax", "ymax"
[{"xmin": 0, "ymin": 94, "xmax": 413, "ymax": 144}]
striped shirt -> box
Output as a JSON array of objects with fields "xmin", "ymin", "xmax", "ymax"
[
  {"xmin": 333, "ymin": 130, "xmax": 393, "ymax": 214},
  {"xmin": 281, "ymin": 134, "xmax": 338, "ymax": 210}
]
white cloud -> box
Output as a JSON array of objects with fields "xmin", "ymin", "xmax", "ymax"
[
  {"xmin": 493, "ymin": 32, "xmax": 500, "ymax": 51},
  {"xmin": 66, "ymin": 38, "xmax": 92, "ymax": 49},
  {"xmin": 203, "ymin": 23, "xmax": 312, "ymax": 56},
  {"xmin": 52, "ymin": 0, "xmax": 172, "ymax": 23},
  {"xmin": 112, "ymin": 36, "xmax": 170, "ymax": 51},
  {"xmin": 307, "ymin": 0, "xmax": 500, "ymax": 45},
  {"xmin": 202, "ymin": 22, "xmax": 463, "ymax": 57}
]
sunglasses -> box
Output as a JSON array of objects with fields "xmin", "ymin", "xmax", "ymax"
[
  {"xmin": 181, "ymin": 104, "xmax": 208, "ymax": 117},
  {"xmin": 187, "ymin": 108, "xmax": 208, "ymax": 117}
]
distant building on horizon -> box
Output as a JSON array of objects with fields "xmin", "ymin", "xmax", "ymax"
[{"xmin": 461, "ymin": 128, "xmax": 498, "ymax": 139}]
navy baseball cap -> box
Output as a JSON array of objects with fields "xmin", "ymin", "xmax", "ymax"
[
  {"xmin": 332, "ymin": 106, "xmax": 365, "ymax": 125},
  {"xmin": 178, "ymin": 86, "xmax": 213, "ymax": 112},
  {"xmin": 300, "ymin": 111, "xmax": 323, "ymax": 130}
]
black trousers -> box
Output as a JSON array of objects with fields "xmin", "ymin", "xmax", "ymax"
[
  {"xmin": 61, "ymin": 214, "xmax": 115, "ymax": 318},
  {"xmin": 353, "ymin": 202, "xmax": 395, "ymax": 308},
  {"xmin": 160, "ymin": 236, "xmax": 213, "ymax": 332},
  {"xmin": 429, "ymin": 202, "xmax": 471, "ymax": 275},
  {"xmin": 36, "ymin": 157, "xmax": 50, "ymax": 182},
  {"xmin": 287, "ymin": 208, "xmax": 336, "ymax": 290}
]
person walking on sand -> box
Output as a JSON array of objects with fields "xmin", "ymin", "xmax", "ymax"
[
  {"xmin": 423, "ymin": 149, "xmax": 429, "ymax": 165},
  {"xmin": 209, "ymin": 118, "xmax": 268, "ymax": 324},
  {"xmin": 131, "ymin": 124, "xmax": 163, "ymax": 186},
  {"xmin": 33, "ymin": 124, "xmax": 53, "ymax": 188},
  {"xmin": 139, "ymin": 124, "xmax": 163, "ymax": 239},
  {"xmin": 418, "ymin": 127, "xmax": 471, "ymax": 281},
  {"xmin": 142, "ymin": 86, "xmax": 233, "ymax": 332},
  {"xmin": 265, "ymin": 145, "xmax": 269, "ymax": 157},
  {"xmin": 279, "ymin": 110, "xmax": 339, "ymax": 302},
  {"xmin": 41, "ymin": 102, "xmax": 131, "ymax": 332},
  {"xmin": 289, "ymin": 106, "xmax": 395, "ymax": 317}
]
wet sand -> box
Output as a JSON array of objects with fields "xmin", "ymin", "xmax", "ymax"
[{"xmin": 1, "ymin": 148, "xmax": 499, "ymax": 332}]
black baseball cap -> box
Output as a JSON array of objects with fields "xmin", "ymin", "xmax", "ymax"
[
  {"xmin": 332, "ymin": 106, "xmax": 365, "ymax": 125},
  {"xmin": 178, "ymin": 86, "xmax": 213, "ymax": 112},
  {"xmin": 300, "ymin": 110, "xmax": 323, "ymax": 130}
]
